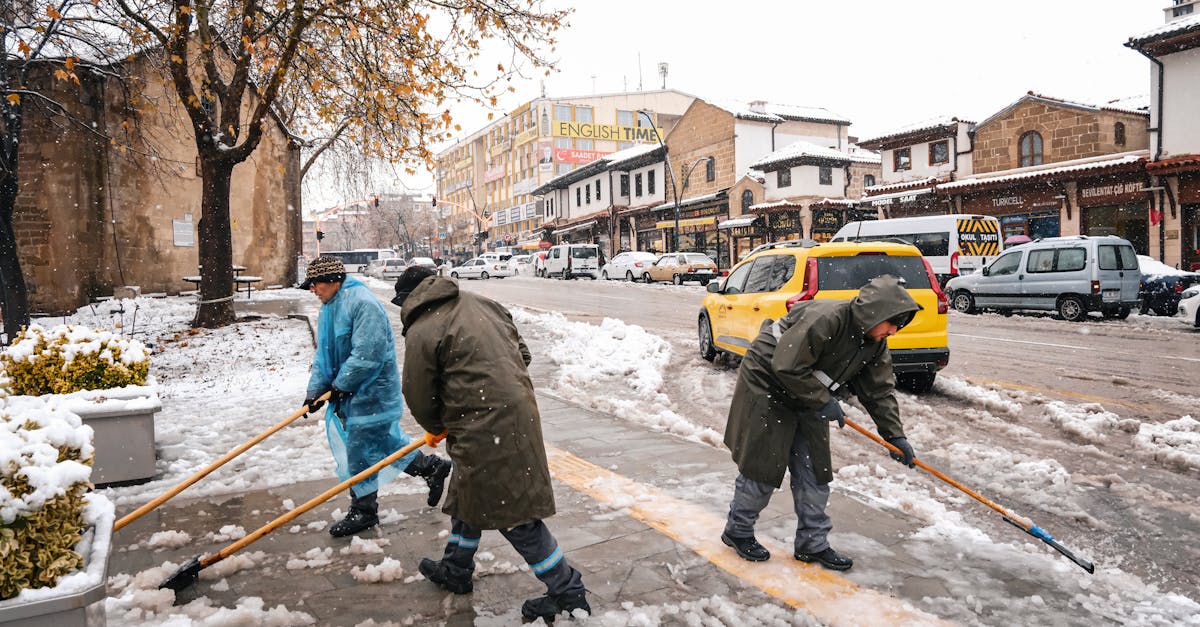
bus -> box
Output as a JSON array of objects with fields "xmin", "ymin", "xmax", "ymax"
[
  {"xmin": 831, "ymin": 214, "xmax": 1002, "ymax": 286},
  {"xmin": 318, "ymin": 249, "xmax": 397, "ymax": 273}
]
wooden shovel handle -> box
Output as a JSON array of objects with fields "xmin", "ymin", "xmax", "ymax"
[
  {"xmin": 115, "ymin": 392, "xmax": 331, "ymax": 532},
  {"xmin": 842, "ymin": 417, "xmax": 1032, "ymax": 530},
  {"xmin": 204, "ymin": 437, "xmax": 426, "ymax": 567}
]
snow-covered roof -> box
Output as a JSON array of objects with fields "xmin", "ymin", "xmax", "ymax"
[
  {"xmin": 750, "ymin": 140, "xmax": 854, "ymax": 170},
  {"xmin": 650, "ymin": 190, "xmax": 726, "ymax": 212},
  {"xmin": 1104, "ymin": 95, "xmax": 1151, "ymax": 115},
  {"xmin": 864, "ymin": 177, "xmax": 940, "ymax": 195},
  {"xmin": 846, "ymin": 147, "xmax": 882, "ymax": 165},
  {"xmin": 710, "ymin": 100, "xmax": 850, "ymax": 125},
  {"xmin": 718, "ymin": 216, "xmax": 760, "ymax": 229},
  {"xmin": 1127, "ymin": 13, "xmax": 1200, "ymax": 46},
  {"xmin": 937, "ymin": 151, "xmax": 1148, "ymax": 191},
  {"xmin": 532, "ymin": 143, "xmax": 666, "ymax": 195},
  {"xmin": 748, "ymin": 199, "xmax": 805, "ymax": 212},
  {"xmin": 976, "ymin": 92, "xmax": 1148, "ymax": 130},
  {"xmin": 858, "ymin": 117, "xmax": 972, "ymax": 147},
  {"xmin": 605, "ymin": 143, "xmax": 665, "ymax": 169}
]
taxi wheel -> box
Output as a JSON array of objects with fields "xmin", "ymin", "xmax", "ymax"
[
  {"xmin": 673, "ymin": 274, "xmax": 683, "ymax": 285},
  {"xmin": 642, "ymin": 272, "xmax": 653, "ymax": 283},
  {"xmin": 698, "ymin": 313, "xmax": 717, "ymax": 362}
]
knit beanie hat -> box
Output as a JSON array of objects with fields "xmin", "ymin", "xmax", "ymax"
[
  {"xmin": 390, "ymin": 266, "xmax": 436, "ymax": 307},
  {"xmin": 299, "ymin": 256, "xmax": 347, "ymax": 289}
]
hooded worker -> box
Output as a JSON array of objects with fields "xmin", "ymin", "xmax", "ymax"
[
  {"xmin": 721, "ymin": 274, "xmax": 921, "ymax": 571},
  {"xmin": 301, "ymin": 256, "xmax": 451, "ymax": 537},
  {"xmin": 392, "ymin": 266, "xmax": 590, "ymax": 623}
]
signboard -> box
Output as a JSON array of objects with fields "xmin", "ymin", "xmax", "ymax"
[
  {"xmin": 956, "ymin": 218, "xmax": 1001, "ymax": 256},
  {"xmin": 554, "ymin": 148, "xmax": 612, "ymax": 164},
  {"xmin": 488, "ymin": 141, "xmax": 511, "ymax": 158},
  {"xmin": 512, "ymin": 177, "xmax": 537, "ymax": 195},
  {"xmin": 172, "ymin": 219, "xmax": 194, "ymax": 247},
  {"xmin": 552, "ymin": 121, "xmax": 664, "ymax": 143},
  {"xmin": 537, "ymin": 140, "xmax": 553, "ymax": 171},
  {"xmin": 811, "ymin": 208, "xmax": 844, "ymax": 232},
  {"xmin": 1077, "ymin": 180, "xmax": 1146, "ymax": 207},
  {"xmin": 654, "ymin": 217, "xmax": 717, "ymax": 229},
  {"xmin": 514, "ymin": 126, "xmax": 538, "ymax": 146},
  {"xmin": 454, "ymin": 156, "xmax": 472, "ymax": 170},
  {"xmin": 483, "ymin": 166, "xmax": 505, "ymax": 183}
]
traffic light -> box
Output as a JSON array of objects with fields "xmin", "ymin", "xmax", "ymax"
[
  {"xmin": 316, "ymin": 229, "xmax": 325, "ymax": 241},
  {"xmin": 373, "ymin": 195, "xmax": 380, "ymax": 208},
  {"xmin": 431, "ymin": 196, "xmax": 437, "ymax": 208}
]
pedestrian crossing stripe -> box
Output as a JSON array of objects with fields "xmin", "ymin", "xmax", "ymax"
[
  {"xmin": 957, "ymin": 219, "xmax": 1001, "ymax": 256},
  {"xmin": 545, "ymin": 445, "xmax": 950, "ymax": 625}
]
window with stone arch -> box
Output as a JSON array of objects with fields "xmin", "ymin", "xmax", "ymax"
[
  {"xmin": 741, "ymin": 189, "xmax": 754, "ymax": 211},
  {"xmin": 1019, "ymin": 131, "xmax": 1043, "ymax": 167},
  {"xmin": 1114, "ymin": 122, "xmax": 1126, "ymax": 147}
]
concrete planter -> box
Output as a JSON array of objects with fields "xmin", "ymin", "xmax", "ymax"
[
  {"xmin": 0, "ymin": 500, "xmax": 113, "ymax": 626},
  {"xmin": 55, "ymin": 382, "xmax": 162, "ymax": 486}
]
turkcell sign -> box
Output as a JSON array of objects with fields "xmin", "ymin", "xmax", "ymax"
[{"xmin": 553, "ymin": 121, "xmax": 664, "ymax": 143}]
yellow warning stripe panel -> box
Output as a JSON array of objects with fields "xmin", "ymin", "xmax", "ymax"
[
  {"xmin": 545, "ymin": 446, "xmax": 950, "ymax": 626},
  {"xmin": 961, "ymin": 242, "xmax": 1000, "ymax": 256},
  {"xmin": 957, "ymin": 219, "xmax": 1000, "ymax": 234}
]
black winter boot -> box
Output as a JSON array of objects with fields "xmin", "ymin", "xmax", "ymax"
[
  {"xmin": 418, "ymin": 557, "xmax": 473, "ymax": 594},
  {"xmin": 721, "ymin": 532, "xmax": 770, "ymax": 562},
  {"xmin": 520, "ymin": 590, "xmax": 591, "ymax": 623},
  {"xmin": 330, "ymin": 492, "xmax": 379, "ymax": 537},
  {"xmin": 795, "ymin": 546, "xmax": 853, "ymax": 571},
  {"xmin": 404, "ymin": 453, "xmax": 453, "ymax": 507}
]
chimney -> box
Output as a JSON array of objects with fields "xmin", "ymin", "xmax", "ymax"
[{"xmin": 748, "ymin": 100, "xmax": 767, "ymax": 113}]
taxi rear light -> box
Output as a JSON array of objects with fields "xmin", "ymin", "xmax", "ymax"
[
  {"xmin": 785, "ymin": 258, "xmax": 820, "ymax": 311},
  {"xmin": 921, "ymin": 257, "xmax": 949, "ymax": 314}
]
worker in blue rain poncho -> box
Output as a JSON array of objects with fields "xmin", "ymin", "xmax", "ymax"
[{"xmin": 300, "ymin": 256, "xmax": 451, "ymax": 537}]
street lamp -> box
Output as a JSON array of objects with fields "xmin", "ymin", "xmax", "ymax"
[
  {"xmin": 637, "ymin": 110, "xmax": 679, "ymax": 251},
  {"xmin": 676, "ymin": 156, "xmax": 715, "ymax": 252}
]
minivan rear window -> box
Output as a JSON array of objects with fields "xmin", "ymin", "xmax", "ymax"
[
  {"xmin": 1098, "ymin": 245, "xmax": 1137, "ymax": 271},
  {"xmin": 570, "ymin": 247, "xmax": 597, "ymax": 259},
  {"xmin": 816, "ymin": 255, "xmax": 931, "ymax": 290}
]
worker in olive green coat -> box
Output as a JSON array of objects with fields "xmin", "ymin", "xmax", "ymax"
[
  {"xmin": 721, "ymin": 275, "xmax": 922, "ymax": 572},
  {"xmin": 394, "ymin": 267, "xmax": 589, "ymax": 622}
]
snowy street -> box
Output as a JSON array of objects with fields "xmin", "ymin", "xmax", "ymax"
[{"xmin": 64, "ymin": 280, "xmax": 1200, "ymax": 625}]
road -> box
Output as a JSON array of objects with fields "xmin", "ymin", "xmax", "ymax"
[{"xmin": 444, "ymin": 273, "xmax": 1200, "ymax": 597}]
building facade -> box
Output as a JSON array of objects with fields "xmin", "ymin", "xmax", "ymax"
[{"xmin": 433, "ymin": 90, "xmax": 695, "ymax": 262}]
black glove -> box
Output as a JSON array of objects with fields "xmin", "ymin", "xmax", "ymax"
[
  {"xmin": 886, "ymin": 436, "xmax": 915, "ymax": 468},
  {"xmin": 817, "ymin": 397, "xmax": 845, "ymax": 429},
  {"xmin": 328, "ymin": 386, "xmax": 351, "ymax": 404},
  {"xmin": 302, "ymin": 391, "xmax": 326, "ymax": 414}
]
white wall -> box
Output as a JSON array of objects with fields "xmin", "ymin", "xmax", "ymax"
[
  {"xmin": 565, "ymin": 174, "xmax": 614, "ymax": 220},
  {"xmin": 762, "ymin": 164, "xmax": 848, "ymax": 201},
  {"xmin": 1160, "ymin": 47, "xmax": 1200, "ymax": 156},
  {"xmin": 624, "ymin": 162, "xmax": 666, "ymax": 208},
  {"xmin": 733, "ymin": 120, "xmax": 847, "ymax": 176},
  {"xmin": 734, "ymin": 123, "xmax": 775, "ymax": 175}
]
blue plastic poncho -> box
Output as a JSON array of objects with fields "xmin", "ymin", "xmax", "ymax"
[{"xmin": 307, "ymin": 276, "xmax": 416, "ymax": 495}]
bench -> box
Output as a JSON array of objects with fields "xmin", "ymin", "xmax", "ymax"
[{"xmin": 234, "ymin": 275, "xmax": 262, "ymax": 299}]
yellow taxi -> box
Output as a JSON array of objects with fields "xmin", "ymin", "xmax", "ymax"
[{"xmin": 698, "ymin": 239, "xmax": 949, "ymax": 392}]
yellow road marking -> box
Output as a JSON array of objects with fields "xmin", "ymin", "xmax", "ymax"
[
  {"xmin": 546, "ymin": 446, "xmax": 950, "ymax": 626},
  {"xmin": 965, "ymin": 376, "xmax": 1139, "ymax": 410}
]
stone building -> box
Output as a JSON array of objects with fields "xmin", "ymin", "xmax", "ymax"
[{"xmin": 14, "ymin": 48, "xmax": 300, "ymax": 315}]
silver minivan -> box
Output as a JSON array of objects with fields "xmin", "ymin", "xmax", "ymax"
[{"xmin": 945, "ymin": 235, "xmax": 1140, "ymax": 321}]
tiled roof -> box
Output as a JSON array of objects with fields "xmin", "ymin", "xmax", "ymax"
[
  {"xmin": 937, "ymin": 152, "xmax": 1148, "ymax": 192},
  {"xmin": 709, "ymin": 100, "xmax": 850, "ymax": 125},
  {"xmin": 749, "ymin": 140, "xmax": 855, "ymax": 170},
  {"xmin": 1127, "ymin": 13, "xmax": 1200, "ymax": 46},
  {"xmin": 859, "ymin": 117, "xmax": 972, "ymax": 146}
]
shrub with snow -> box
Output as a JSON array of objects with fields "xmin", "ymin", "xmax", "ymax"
[
  {"xmin": 0, "ymin": 396, "xmax": 95, "ymax": 599},
  {"xmin": 0, "ymin": 323, "xmax": 149, "ymax": 396}
]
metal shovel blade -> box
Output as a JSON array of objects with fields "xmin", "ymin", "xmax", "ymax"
[{"xmin": 159, "ymin": 555, "xmax": 204, "ymax": 591}]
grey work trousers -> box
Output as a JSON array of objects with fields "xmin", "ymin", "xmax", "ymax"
[
  {"xmin": 440, "ymin": 518, "xmax": 585, "ymax": 597},
  {"xmin": 724, "ymin": 424, "xmax": 832, "ymax": 554}
]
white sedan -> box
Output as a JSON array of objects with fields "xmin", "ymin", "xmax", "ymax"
[
  {"xmin": 600, "ymin": 251, "xmax": 659, "ymax": 281},
  {"xmin": 449, "ymin": 257, "xmax": 513, "ymax": 280},
  {"xmin": 1178, "ymin": 285, "xmax": 1200, "ymax": 327}
]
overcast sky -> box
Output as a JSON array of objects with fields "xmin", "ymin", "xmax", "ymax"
[{"xmin": 308, "ymin": 0, "xmax": 1163, "ymax": 207}]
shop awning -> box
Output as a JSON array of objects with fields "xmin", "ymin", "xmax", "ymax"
[
  {"xmin": 654, "ymin": 216, "xmax": 717, "ymax": 229},
  {"xmin": 551, "ymin": 220, "xmax": 597, "ymax": 236},
  {"xmin": 718, "ymin": 216, "xmax": 760, "ymax": 229}
]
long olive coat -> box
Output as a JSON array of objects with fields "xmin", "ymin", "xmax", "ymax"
[
  {"xmin": 724, "ymin": 276, "xmax": 921, "ymax": 486},
  {"xmin": 399, "ymin": 276, "xmax": 554, "ymax": 530}
]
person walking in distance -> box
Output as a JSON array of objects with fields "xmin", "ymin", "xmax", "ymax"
[
  {"xmin": 301, "ymin": 256, "xmax": 451, "ymax": 537},
  {"xmin": 391, "ymin": 266, "xmax": 590, "ymax": 623},
  {"xmin": 721, "ymin": 275, "xmax": 921, "ymax": 571}
]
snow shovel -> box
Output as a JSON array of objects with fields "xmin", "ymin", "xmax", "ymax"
[
  {"xmin": 843, "ymin": 417, "xmax": 1095, "ymax": 574},
  {"xmin": 114, "ymin": 392, "xmax": 332, "ymax": 533},
  {"xmin": 158, "ymin": 437, "xmax": 426, "ymax": 591}
]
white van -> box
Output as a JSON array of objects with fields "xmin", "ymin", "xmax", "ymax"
[
  {"xmin": 480, "ymin": 251, "xmax": 513, "ymax": 263},
  {"xmin": 541, "ymin": 244, "xmax": 600, "ymax": 279},
  {"xmin": 832, "ymin": 215, "xmax": 1002, "ymax": 286},
  {"xmin": 945, "ymin": 235, "xmax": 1141, "ymax": 321}
]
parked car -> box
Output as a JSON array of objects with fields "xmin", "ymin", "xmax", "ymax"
[
  {"xmin": 946, "ymin": 235, "xmax": 1141, "ymax": 321},
  {"xmin": 699, "ymin": 239, "xmax": 950, "ymax": 392},
  {"xmin": 509, "ymin": 254, "xmax": 534, "ymax": 275},
  {"xmin": 601, "ymin": 251, "xmax": 659, "ymax": 281},
  {"xmin": 831, "ymin": 214, "xmax": 1003, "ymax": 286},
  {"xmin": 409, "ymin": 256, "xmax": 437, "ymax": 270},
  {"xmin": 643, "ymin": 253, "xmax": 718, "ymax": 285},
  {"xmin": 542, "ymin": 244, "xmax": 601, "ymax": 279},
  {"xmin": 1177, "ymin": 285, "xmax": 1200, "ymax": 327},
  {"xmin": 1137, "ymin": 255, "xmax": 1200, "ymax": 316},
  {"xmin": 449, "ymin": 257, "xmax": 512, "ymax": 280},
  {"xmin": 365, "ymin": 258, "xmax": 407, "ymax": 279}
]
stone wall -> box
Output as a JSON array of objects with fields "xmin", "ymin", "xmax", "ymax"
[{"xmin": 665, "ymin": 101, "xmax": 736, "ymax": 202}]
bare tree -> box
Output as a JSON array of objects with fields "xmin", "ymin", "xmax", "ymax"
[{"xmin": 105, "ymin": 0, "xmax": 567, "ymax": 327}]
